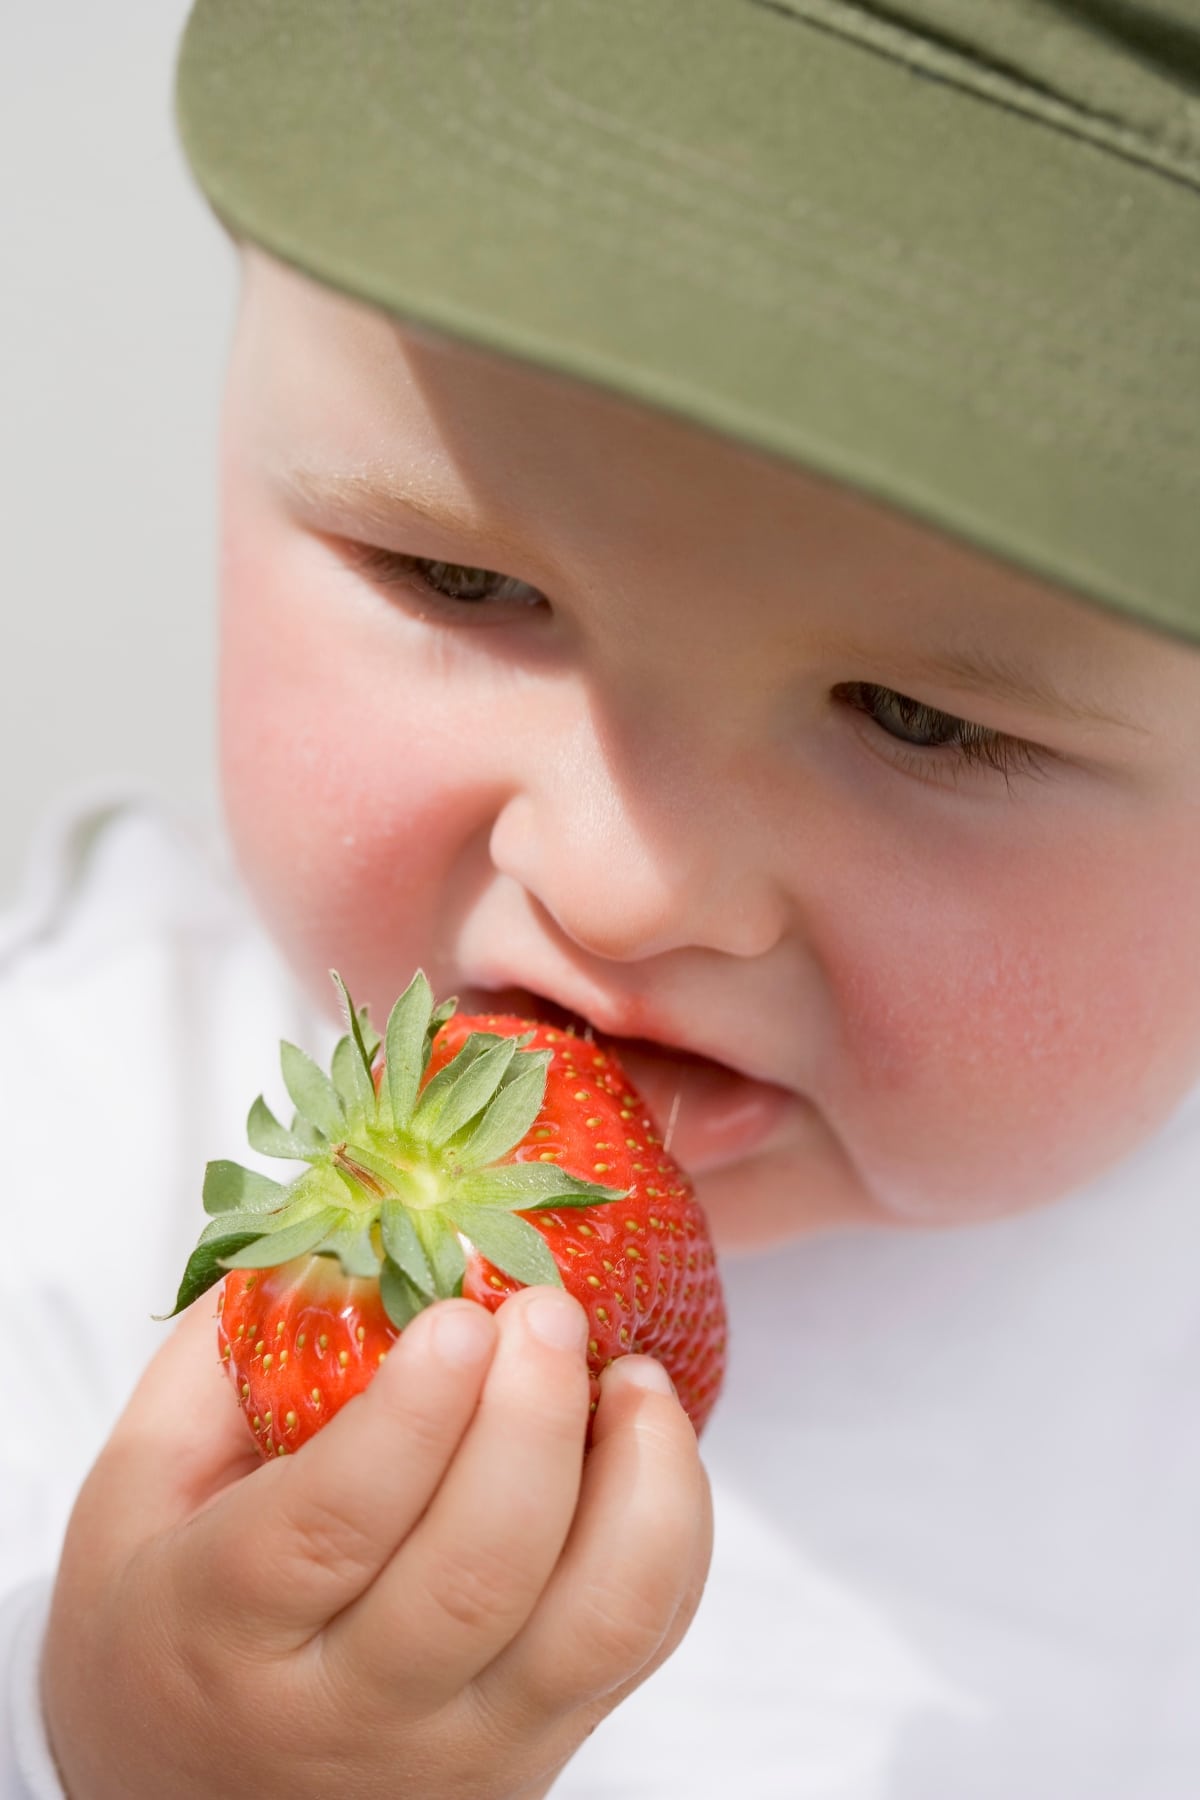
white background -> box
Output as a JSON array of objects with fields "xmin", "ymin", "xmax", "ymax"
[{"xmin": 0, "ymin": 3, "xmax": 232, "ymax": 902}]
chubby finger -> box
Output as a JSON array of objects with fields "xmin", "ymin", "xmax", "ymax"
[
  {"xmin": 473, "ymin": 1353, "xmax": 712, "ymax": 1722},
  {"xmin": 174, "ymin": 1298, "xmax": 498, "ymax": 1650},
  {"xmin": 592, "ymin": 1397, "xmax": 715, "ymax": 1715},
  {"xmin": 322, "ymin": 1284, "xmax": 591, "ymax": 1707},
  {"xmin": 85, "ymin": 1294, "xmax": 259, "ymax": 1562}
]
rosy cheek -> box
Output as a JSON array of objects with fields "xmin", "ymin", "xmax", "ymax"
[
  {"xmin": 218, "ymin": 514, "xmax": 354, "ymax": 901},
  {"xmin": 834, "ymin": 831, "xmax": 1200, "ymax": 1217},
  {"xmin": 217, "ymin": 498, "xmax": 466, "ymax": 1002}
]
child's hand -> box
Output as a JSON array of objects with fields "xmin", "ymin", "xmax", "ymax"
[{"xmin": 41, "ymin": 1286, "xmax": 712, "ymax": 1799}]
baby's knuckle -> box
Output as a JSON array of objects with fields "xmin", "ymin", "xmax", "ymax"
[
  {"xmin": 460, "ymin": 1673, "xmax": 539, "ymax": 1761},
  {"xmin": 494, "ymin": 1354, "xmax": 582, "ymax": 1435},
  {"xmin": 575, "ymin": 1573, "xmax": 672, "ymax": 1674},
  {"xmin": 182, "ymin": 1514, "xmax": 264, "ymax": 1611},
  {"xmin": 151, "ymin": 1578, "xmax": 255, "ymax": 1725},
  {"xmin": 651, "ymin": 1588, "xmax": 701, "ymax": 1673},
  {"xmin": 445, "ymin": 1684, "xmax": 570, "ymax": 1800},
  {"xmin": 284, "ymin": 1630, "xmax": 376, "ymax": 1735},
  {"xmin": 427, "ymin": 1547, "xmax": 516, "ymax": 1636},
  {"xmin": 374, "ymin": 1372, "xmax": 459, "ymax": 1458},
  {"xmin": 275, "ymin": 1492, "xmax": 381, "ymax": 1592},
  {"xmin": 532, "ymin": 1384, "xmax": 591, "ymax": 1447},
  {"xmin": 637, "ymin": 1406, "xmax": 698, "ymax": 1468}
]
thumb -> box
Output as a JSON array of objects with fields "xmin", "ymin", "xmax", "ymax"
[{"xmin": 87, "ymin": 1292, "xmax": 260, "ymax": 1560}]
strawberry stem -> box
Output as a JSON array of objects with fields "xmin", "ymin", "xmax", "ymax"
[{"xmin": 163, "ymin": 969, "xmax": 632, "ymax": 1324}]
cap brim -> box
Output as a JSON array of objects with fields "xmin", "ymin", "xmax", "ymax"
[{"xmin": 177, "ymin": 0, "xmax": 1200, "ymax": 644}]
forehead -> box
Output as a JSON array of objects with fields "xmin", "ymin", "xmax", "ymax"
[{"xmin": 235, "ymin": 253, "xmax": 1015, "ymax": 597}]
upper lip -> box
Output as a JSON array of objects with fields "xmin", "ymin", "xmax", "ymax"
[{"xmin": 458, "ymin": 974, "xmax": 784, "ymax": 1091}]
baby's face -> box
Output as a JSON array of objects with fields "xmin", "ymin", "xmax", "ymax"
[{"xmin": 218, "ymin": 249, "xmax": 1200, "ymax": 1252}]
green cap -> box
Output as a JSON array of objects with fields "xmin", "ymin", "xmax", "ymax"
[{"xmin": 176, "ymin": 1, "xmax": 1200, "ymax": 645}]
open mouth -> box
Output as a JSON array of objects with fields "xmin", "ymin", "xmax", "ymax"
[
  {"xmin": 458, "ymin": 983, "xmax": 795, "ymax": 1176},
  {"xmin": 461, "ymin": 985, "xmax": 594, "ymax": 1039}
]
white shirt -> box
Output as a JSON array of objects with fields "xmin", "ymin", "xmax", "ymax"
[{"xmin": 3, "ymin": 793, "xmax": 1199, "ymax": 1799}]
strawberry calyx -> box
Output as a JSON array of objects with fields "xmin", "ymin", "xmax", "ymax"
[{"xmin": 162, "ymin": 969, "xmax": 629, "ymax": 1328}]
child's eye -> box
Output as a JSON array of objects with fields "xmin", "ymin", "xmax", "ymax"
[
  {"xmin": 345, "ymin": 543, "xmax": 548, "ymax": 614},
  {"xmin": 834, "ymin": 680, "xmax": 1054, "ymax": 787}
]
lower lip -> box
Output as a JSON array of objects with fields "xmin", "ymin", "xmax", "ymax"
[
  {"xmin": 609, "ymin": 1041, "xmax": 795, "ymax": 1175},
  {"xmin": 459, "ymin": 986, "xmax": 796, "ymax": 1176}
]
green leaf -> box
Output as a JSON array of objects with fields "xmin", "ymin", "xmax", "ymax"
[
  {"xmin": 381, "ymin": 1198, "xmax": 436, "ymax": 1295},
  {"xmin": 198, "ymin": 1208, "xmax": 285, "ymax": 1246},
  {"xmin": 428, "ymin": 995, "xmax": 458, "ymax": 1042},
  {"xmin": 218, "ymin": 1208, "xmax": 341, "ymax": 1271},
  {"xmin": 332, "ymin": 979, "xmax": 376, "ymax": 1072},
  {"xmin": 246, "ymin": 1095, "xmax": 317, "ymax": 1161},
  {"xmin": 331, "ymin": 1033, "xmax": 372, "ymax": 1120},
  {"xmin": 380, "ymin": 1257, "xmax": 429, "ymax": 1330},
  {"xmin": 406, "ymin": 1061, "xmax": 456, "ymax": 1142},
  {"xmin": 320, "ymin": 1213, "xmax": 382, "ymax": 1279},
  {"xmin": 444, "ymin": 1203, "xmax": 562, "ymax": 1290},
  {"xmin": 280, "ymin": 1041, "xmax": 346, "ymax": 1141},
  {"xmin": 357, "ymin": 1006, "xmax": 382, "ymax": 1067},
  {"xmin": 493, "ymin": 1033, "xmax": 539, "ymax": 1073},
  {"xmin": 153, "ymin": 1230, "xmax": 262, "ymax": 1318},
  {"xmin": 289, "ymin": 1111, "xmax": 328, "ymax": 1153},
  {"xmin": 385, "ymin": 970, "xmax": 435, "ymax": 1128},
  {"xmin": 202, "ymin": 1160, "xmax": 286, "ymax": 1216},
  {"xmin": 428, "ymin": 1037, "xmax": 520, "ymax": 1147},
  {"xmin": 525, "ymin": 1187, "xmax": 628, "ymax": 1210},
  {"xmin": 420, "ymin": 997, "xmax": 458, "ymax": 1080},
  {"xmin": 421, "ymin": 1214, "xmax": 467, "ymax": 1296},
  {"xmin": 453, "ymin": 1163, "xmax": 628, "ymax": 1210},
  {"xmin": 330, "ymin": 971, "xmax": 378, "ymax": 1100},
  {"xmin": 453, "ymin": 1053, "xmax": 551, "ymax": 1169},
  {"xmin": 409, "ymin": 1031, "xmax": 500, "ymax": 1139}
]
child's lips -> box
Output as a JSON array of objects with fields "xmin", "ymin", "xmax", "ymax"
[
  {"xmin": 459, "ymin": 983, "xmax": 794, "ymax": 1176},
  {"xmin": 607, "ymin": 1040, "xmax": 795, "ymax": 1175}
]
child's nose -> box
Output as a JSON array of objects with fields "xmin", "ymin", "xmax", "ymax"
[{"xmin": 487, "ymin": 779, "xmax": 787, "ymax": 965}]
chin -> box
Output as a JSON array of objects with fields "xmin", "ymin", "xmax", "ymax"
[{"xmin": 694, "ymin": 1139, "xmax": 883, "ymax": 1253}]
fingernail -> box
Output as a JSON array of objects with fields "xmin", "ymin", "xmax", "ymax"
[
  {"xmin": 613, "ymin": 1355, "xmax": 674, "ymax": 1396},
  {"xmin": 431, "ymin": 1304, "xmax": 494, "ymax": 1367},
  {"xmin": 526, "ymin": 1291, "xmax": 588, "ymax": 1351}
]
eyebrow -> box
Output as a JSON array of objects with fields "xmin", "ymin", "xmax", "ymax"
[
  {"xmin": 276, "ymin": 465, "xmax": 532, "ymax": 563},
  {"xmin": 279, "ymin": 466, "xmax": 1146, "ymax": 736},
  {"xmin": 864, "ymin": 641, "xmax": 1148, "ymax": 734}
]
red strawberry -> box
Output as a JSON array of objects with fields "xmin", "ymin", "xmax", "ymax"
[{"xmin": 165, "ymin": 971, "xmax": 727, "ymax": 1457}]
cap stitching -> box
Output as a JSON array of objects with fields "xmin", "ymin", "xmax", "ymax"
[
  {"xmin": 749, "ymin": 0, "xmax": 1200, "ymax": 182},
  {"xmin": 495, "ymin": 0, "xmax": 1200, "ymax": 374},
  {"xmin": 514, "ymin": 0, "xmax": 1200, "ymax": 346}
]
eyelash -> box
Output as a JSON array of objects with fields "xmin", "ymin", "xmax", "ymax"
[
  {"xmin": 834, "ymin": 681, "xmax": 1052, "ymax": 787},
  {"xmin": 345, "ymin": 543, "xmax": 546, "ymax": 613},
  {"xmin": 344, "ymin": 543, "xmax": 1053, "ymax": 787}
]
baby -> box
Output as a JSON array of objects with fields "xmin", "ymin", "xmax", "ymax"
[{"xmin": 13, "ymin": 2, "xmax": 1200, "ymax": 1796}]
